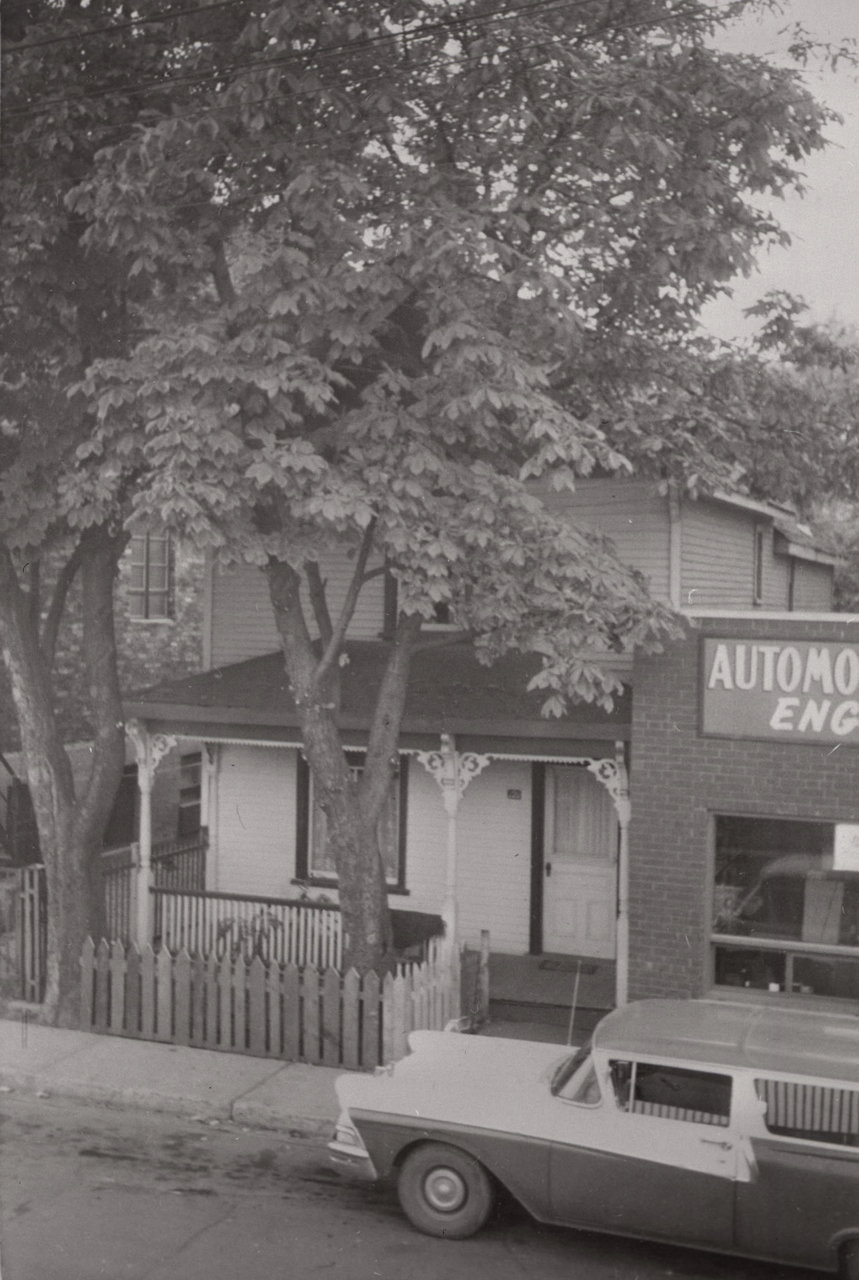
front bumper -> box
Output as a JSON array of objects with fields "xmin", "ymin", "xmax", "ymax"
[{"xmin": 327, "ymin": 1138, "xmax": 379, "ymax": 1183}]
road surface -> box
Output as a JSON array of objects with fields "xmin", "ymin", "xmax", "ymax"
[{"xmin": 0, "ymin": 1093, "xmax": 801, "ymax": 1280}]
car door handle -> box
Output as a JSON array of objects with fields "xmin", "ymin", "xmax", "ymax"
[{"xmin": 700, "ymin": 1138, "xmax": 733, "ymax": 1150}]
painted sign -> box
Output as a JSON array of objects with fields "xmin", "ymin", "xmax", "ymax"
[{"xmin": 701, "ymin": 639, "xmax": 859, "ymax": 745}]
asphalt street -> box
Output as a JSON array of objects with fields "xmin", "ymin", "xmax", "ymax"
[{"xmin": 0, "ymin": 1094, "xmax": 805, "ymax": 1280}]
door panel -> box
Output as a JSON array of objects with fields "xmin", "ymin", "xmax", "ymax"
[
  {"xmin": 543, "ymin": 766, "xmax": 617, "ymax": 958},
  {"xmin": 550, "ymin": 1063, "xmax": 736, "ymax": 1246},
  {"xmin": 550, "ymin": 1136, "xmax": 736, "ymax": 1244}
]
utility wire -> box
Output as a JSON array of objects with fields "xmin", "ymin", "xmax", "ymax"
[
  {"xmin": 3, "ymin": 0, "xmax": 721, "ymax": 122},
  {"xmin": 1, "ymin": 0, "xmax": 732, "ymax": 178},
  {"xmin": 4, "ymin": 0, "xmax": 244, "ymax": 52}
]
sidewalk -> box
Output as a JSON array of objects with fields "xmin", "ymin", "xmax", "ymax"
[{"xmin": 0, "ymin": 1019, "xmax": 342, "ymax": 1137}]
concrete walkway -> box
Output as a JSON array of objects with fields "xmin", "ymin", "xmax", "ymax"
[{"xmin": 0, "ymin": 1019, "xmax": 342, "ymax": 1137}]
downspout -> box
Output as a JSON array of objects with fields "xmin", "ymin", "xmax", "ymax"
[
  {"xmin": 613, "ymin": 743, "xmax": 632, "ymax": 1007},
  {"xmin": 668, "ymin": 483, "xmax": 682, "ymax": 608}
]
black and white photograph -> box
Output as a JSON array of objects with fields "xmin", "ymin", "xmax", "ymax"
[{"xmin": 1, "ymin": 1, "xmax": 858, "ymax": 1276}]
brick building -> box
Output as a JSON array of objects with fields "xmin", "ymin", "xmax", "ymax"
[{"xmin": 630, "ymin": 616, "xmax": 859, "ymax": 1007}]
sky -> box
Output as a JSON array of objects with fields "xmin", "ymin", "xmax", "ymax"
[{"xmin": 701, "ymin": 0, "xmax": 859, "ymax": 344}]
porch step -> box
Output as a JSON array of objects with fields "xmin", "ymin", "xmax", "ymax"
[
  {"xmin": 488, "ymin": 952, "xmax": 615, "ymax": 1012},
  {"xmin": 491, "ymin": 998, "xmax": 604, "ymax": 1039}
]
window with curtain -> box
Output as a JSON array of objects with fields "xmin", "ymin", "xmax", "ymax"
[
  {"xmin": 549, "ymin": 765, "xmax": 617, "ymax": 859},
  {"xmin": 296, "ymin": 753, "xmax": 407, "ymax": 889}
]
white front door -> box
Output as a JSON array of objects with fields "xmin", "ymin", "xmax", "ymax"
[{"xmin": 543, "ymin": 765, "xmax": 617, "ymax": 958}]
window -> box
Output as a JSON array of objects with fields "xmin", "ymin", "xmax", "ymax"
[
  {"xmin": 552, "ymin": 1044, "xmax": 602, "ymax": 1105},
  {"xmin": 103, "ymin": 765, "xmax": 137, "ymax": 849},
  {"xmin": 296, "ymin": 753, "xmax": 408, "ymax": 890},
  {"xmin": 755, "ymin": 1078, "xmax": 859, "ymax": 1147},
  {"xmin": 610, "ymin": 1060, "xmax": 732, "ymax": 1126},
  {"xmin": 128, "ymin": 533, "xmax": 173, "ymax": 620},
  {"xmin": 712, "ymin": 815, "xmax": 859, "ymax": 1000},
  {"xmin": 753, "ymin": 525, "xmax": 766, "ymax": 605},
  {"xmin": 178, "ymin": 752, "xmax": 202, "ymax": 838}
]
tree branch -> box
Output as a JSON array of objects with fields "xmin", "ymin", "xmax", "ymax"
[
  {"xmin": 360, "ymin": 609, "xmax": 423, "ymax": 825},
  {"xmin": 209, "ymin": 234, "xmax": 237, "ymax": 308},
  {"xmin": 314, "ymin": 519, "xmax": 377, "ymax": 688},
  {"xmin": 305, "ymin": 561, "xmax": 333, "ymax": 646},
  {"xmin": 72, "ymin": 525, "xmax": 127, "ymax": 868},
  {"xmin": 41, "ymin": 541, "xmax": 85, "ymax": 668}
]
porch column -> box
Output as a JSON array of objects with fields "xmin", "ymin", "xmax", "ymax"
[
  {"xmin": 126, "ymin": 720, "xmax": 176, "ymax": 947},
  {"xmin": 416, "ymin": 734, "xmax": 490, "ymax": 949},
  {"xmin": 588, "ymin": 744, "xmax": 631, "ymax": 1007}
]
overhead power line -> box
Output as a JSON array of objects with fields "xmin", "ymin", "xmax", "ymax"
[
  {"xmin": 3, "ymin": 0, "xmax": 722, "ymax": 122},
  {"xmin": 4, "ymin": 0, "xmax": 241, "ymax": 52}
]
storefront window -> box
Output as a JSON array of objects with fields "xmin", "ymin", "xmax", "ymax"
[{"xmin": 712, "ymin": 815, "xmax": 859, "ymax": 1001}]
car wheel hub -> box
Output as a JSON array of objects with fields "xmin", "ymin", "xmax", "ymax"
[{"xmin": 423, "ymin": 1167, "xmax": 467, "ymax": 1213}]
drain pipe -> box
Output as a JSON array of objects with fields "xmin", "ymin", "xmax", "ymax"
[{"xmin": 613, "ymin": 743, "xmax": 632, "ymax": 1007}]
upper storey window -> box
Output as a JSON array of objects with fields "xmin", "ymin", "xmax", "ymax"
[{"xmin": 128, "ymin": 533, "xmax": 173, "ymax": 621}]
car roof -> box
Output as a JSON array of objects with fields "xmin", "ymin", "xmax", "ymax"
[{"xmin": 593, "ymin": 1000, "xmax": 859, "ymax": 1084}]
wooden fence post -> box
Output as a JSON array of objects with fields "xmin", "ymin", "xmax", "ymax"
[
  {"xmin": 362, "ymin": 970, "xmax": 381, "ymax": 1069},
  {"xmin": 79, "ymin": 936, "xmax": 95, "ymax": 1029}
]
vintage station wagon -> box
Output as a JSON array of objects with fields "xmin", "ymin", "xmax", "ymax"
[{"xmin": 329, "ymin": 999, "xmax": 859, "ymax": 1275}]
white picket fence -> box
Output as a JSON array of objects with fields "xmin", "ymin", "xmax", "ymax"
[{"xmin": 80, "ymin": 934, "xmax": 464, "ymax": 1068}]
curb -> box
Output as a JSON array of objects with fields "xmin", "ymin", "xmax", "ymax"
[{"xmin": 0, "ymin": 1070, "xmax": 334, "ymax": 1137}]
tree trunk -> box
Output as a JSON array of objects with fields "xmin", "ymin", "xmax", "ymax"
[
  {"xmin": 266, "ymin": 558, "xmax": 421, "ymax": 973},
  {"xmin": 0, "ymin": 531, "xmax": 125, "ymax": 1026}
]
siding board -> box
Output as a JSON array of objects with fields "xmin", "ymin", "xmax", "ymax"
[
  {"xmin": 537, "ymin": 478, "xmax": 671, "ymax": 601},
  {"xmin": 681, "ymin": 498, "xmax": 756, "ymax": 609},
  {"xmin": 792, "ymin": 560, "xmax": 835, "ymax": 611},
  {"xmin": 210, "ymin": 556, "xmax": 386, "ymax": 668}
]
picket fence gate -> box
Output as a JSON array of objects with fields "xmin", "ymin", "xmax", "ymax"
[{"xmin": 79, "ymin": 936, "xmax": 462, "ymax": 1070}]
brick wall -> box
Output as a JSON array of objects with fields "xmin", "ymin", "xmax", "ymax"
[{"xmin": 629, "ymin": 616, "xmax": 859, "ymax": 1001}]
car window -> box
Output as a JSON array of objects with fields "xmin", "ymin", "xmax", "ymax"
[
  {"xmin": 755, "ymin": 1078, "xmax": 859, "ymax": 1147},
  {"xmin": 550, "ymin": 1042, "xmax": 592, "ymax": 1097},
  {"xmin": 554, "ymin": 1054, "xmax": 602, "ymax": 1105},
  {"xmin": 610, "ymin": 1059, "xmax": 732, "ymax": 1127}
]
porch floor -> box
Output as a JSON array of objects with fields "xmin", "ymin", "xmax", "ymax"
[{"xmin": 482, "ymin": 951, "xmax": 615, "ymax": 1044}]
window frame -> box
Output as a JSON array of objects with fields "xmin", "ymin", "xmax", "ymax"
[
  {"xmin": 753, "ymin": 524, "xmax": 767, "ymax": 606},
  {"xmin": 711, "ymin": 811, "xmax": 859, "ymax": 1001},
  {"xmin": 754, "ymin": 1075, "xmax": 859, "ymax": 1148},
  {"xmin": 127, "ymin": 532, "xmax": 174, "ymax": 622},
  {"xmin": 102, "ymin": 764, "xmax": 138, "ymax": 850},
  {"xmin": 177, "ymin": 751, "xmax": 203, "ymax": 838},
  {"xmin": 295, "ymin": 752, "xmax": 409, "ymax": 893},
  {"xmin": 609, "ymin": 1058, "xmax": 733, "ymax": 1127}
]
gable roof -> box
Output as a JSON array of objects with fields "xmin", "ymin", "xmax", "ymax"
[{"xmin": 126, "ymin": 641, "xmax": 630, "ymax": 754}]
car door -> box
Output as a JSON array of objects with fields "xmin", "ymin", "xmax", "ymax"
[
  {"xmin": 549, "ymin": 1057, "xmax": 737, "ymax": 1247},
  {"xmin": 734, "ymin": 1074, "xmax": 859, "ymax": 1270}
]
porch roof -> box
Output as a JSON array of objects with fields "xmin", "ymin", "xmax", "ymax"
[{"xmin": 126, "ymin": 642, "xmax": 630, "ymax": 753}]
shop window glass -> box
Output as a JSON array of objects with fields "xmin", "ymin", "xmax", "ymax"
[{"xmin": 713, "ymin": 815, "xmax": 859, "ymax": 999}]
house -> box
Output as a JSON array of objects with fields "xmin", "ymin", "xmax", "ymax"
[{"xmin": 126, "ymin": 479, "xmax": 859, "ymax": 1024}]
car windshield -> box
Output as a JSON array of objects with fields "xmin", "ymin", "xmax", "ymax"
[{"xmin": 550, "ymin": 1041, "xmax": 592, "ymax": 1096}]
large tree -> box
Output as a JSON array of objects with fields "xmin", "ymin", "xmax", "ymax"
[
  {"xmin": 0, "ymin": 0, "xmax": 243, "ymax": 1021},
  {"xmin": 79, "ymin": 0, "xmax": 838, "ymax": 971},
  {"xmin": 14, "ymin": 0, "xmax": 838, "ymax": 975}
]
